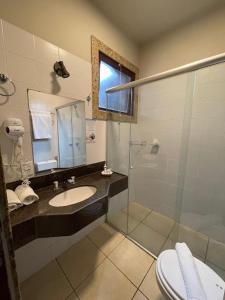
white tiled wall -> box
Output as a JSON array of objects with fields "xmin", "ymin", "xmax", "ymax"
[
  {"xmin": 0, "ymin": 19, "xmax": 106, "ymax": 182},
  {"xmin": 15, "ymin": 215, "xmax": 106, "ymax": 283}
]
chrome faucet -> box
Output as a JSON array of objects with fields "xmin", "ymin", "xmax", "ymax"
[{"xmin": 67, "ymin": 176, "xmax": 75, "ymax": 184}]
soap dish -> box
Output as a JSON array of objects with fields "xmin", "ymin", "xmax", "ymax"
[{"xmin": 101, "ymin": 170, "xmax": 113, "ymax": 176}]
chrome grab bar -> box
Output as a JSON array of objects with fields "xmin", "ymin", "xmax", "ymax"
[
  {"xmin": 129, "ymin": 139, "xmax": 160, "ymax": 147},
  {"xmin": 129, "ymin": 140, "xmax": 147, "ymax": 146}
]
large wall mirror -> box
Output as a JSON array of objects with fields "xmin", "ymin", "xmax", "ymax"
[{"xmin": 28, "ymin": 90, "xmax": 86, "ymax": 173}]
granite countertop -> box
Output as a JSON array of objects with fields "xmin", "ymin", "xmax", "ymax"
[
  {"xmin": 10, "ymin": 171, "xmax": 128, "ymax": 249},
  {"xmin": 10, "ymin": 171, "xmax": 127, "ymax": 226}
]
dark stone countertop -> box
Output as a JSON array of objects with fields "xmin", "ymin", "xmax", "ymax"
[{"xmin": 10, "ymin": 172, "xmax": 128, "ymax": 249}]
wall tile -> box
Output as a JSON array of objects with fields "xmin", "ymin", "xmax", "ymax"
[
  {"xmin": 51, "ymin": 236, "xmax": 70, "ymax": 259},
  {"xmin": 6, "ymin": 52, "xmax": 37, "ymax": 88},
  {"xmin": 0, "ymin": 20, "xmax": 6, "ymax": 73},
  {"xmin": 0, "ymin": 49, "xmax": 5, "ymax": 73},
  {"xmin": 3, "ymin": 20, "xmax": 35, "ymax": 59},
  {"xmin": 0, "ymin": 20, "xmax": 104, "ymax": 183},
  {"xmin": 86, "ymin": 120, "xmax": 106, "ymax": 165},
  {"xmin": 35, "ymin": 61, "xmax": 61, "ymax": 94},
  {"xmin": 58, "ymin": 48, "xmax": 92, "ymax": 108},
  {"xmin": 0, "ymin": 19, "xmax": 4, "ymax": 48},
  {"xmin": 0, "ymin": 81, "xmax": 31, "ymax": 130},
  {"xmin": 34, "ymin": 36, "xmax": 58, "ymax": 66},
  {"xmin": 15, "ymin": 238, "xmax": 53, "ymax": 282}
]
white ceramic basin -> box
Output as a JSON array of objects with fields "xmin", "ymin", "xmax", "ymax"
[{"xmin": 49, "ymin": 186, "xmax": 97, "ymax": 207}]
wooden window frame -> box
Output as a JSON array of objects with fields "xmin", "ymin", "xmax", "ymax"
[{"xmin": 91, "ymin": 36, "xmax": 139, "ymax": 122}]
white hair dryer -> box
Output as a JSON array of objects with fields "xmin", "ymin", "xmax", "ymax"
[{"xmin": 3, "ymin": 118, "xmax": 25, "ymax": 146}]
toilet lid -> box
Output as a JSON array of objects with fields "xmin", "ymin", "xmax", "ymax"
[{"xmin": 157, "ymin": 250, "xmax": 225, "ymax": 300}]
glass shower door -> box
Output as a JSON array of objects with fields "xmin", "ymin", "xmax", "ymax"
[
  {"xmin": 57, "ymin": 101, "xmax": 86, "ymax": 168},
  {"xmin": 106, "ymin": 91, "xmax": 132, "ymax": 234},
  {"xmin": 106, "ymin": 60, "xmax": 225, "ymax": 281},
  {"xmin": 127, "ymin": 73, "xmax": 195, "ymax": 257},
  {"xmin": 178, "ymin": 62, "xmax": 225, "ymax": 278},
  {"xmin": 71, "ymin": 102, "xmax": 86, "ymax": 166},
  {"xmin": 57, "ymin": 105, "xmax": 74, "ymax": 168}
]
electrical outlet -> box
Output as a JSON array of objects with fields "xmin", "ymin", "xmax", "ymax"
[{"xmin": 21, "ymin": 161, "xmax": 34, "ymax": 178}]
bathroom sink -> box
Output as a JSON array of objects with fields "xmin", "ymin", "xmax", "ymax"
[{"xmin": 49, "ymin": 186, "xmax": 97, "ymax": 207}]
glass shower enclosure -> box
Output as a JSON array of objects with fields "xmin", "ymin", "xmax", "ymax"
[
  {"xmin": 57, "ymin": 101, "xmax": 86, "ymax": 168},
  {"xmin": 106, "ymin": 58, "xmax": 225, "ymax": 280}
]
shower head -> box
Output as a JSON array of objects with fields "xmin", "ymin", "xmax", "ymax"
[{"xmin": 53, "ymin": 61, "xmax": 70, "ymax": 78}]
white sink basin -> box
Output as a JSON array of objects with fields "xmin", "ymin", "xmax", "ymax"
[{"xmin": 49, "ymin": 186, "xmax": 97, "ymax": 207}]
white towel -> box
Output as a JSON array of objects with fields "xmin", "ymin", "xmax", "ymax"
[
  {"xmin": 175, "ymin": 242, "xmax": 207, "ymax": 300},
  {"xmin": 31, "ymin": 110, "xmax": 52, "ymax": 139},
  {"xmin": 6, "ymin": 189, "xmax": 23, "ymax": 212},
  {"xmin": 15, "ymin": 184, "xmax": 39, "ymax": 205}
]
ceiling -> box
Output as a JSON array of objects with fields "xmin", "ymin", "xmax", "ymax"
[{"xmin": 90, "ymin": 0, "xmax": 224, "ymax": 45}]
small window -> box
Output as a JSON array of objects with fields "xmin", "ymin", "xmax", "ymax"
[
  {"xmin": 99, "ymin": 52, "xmax": 135, "ymax": 115},
  {"xmin": 91, "ymin": 36, "xmax": 139, "ymax": 122}
]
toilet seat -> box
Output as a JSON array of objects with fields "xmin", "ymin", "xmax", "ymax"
[{"xmin": 156, "ymin": 250, "xmax": 225, "ymax": 300}]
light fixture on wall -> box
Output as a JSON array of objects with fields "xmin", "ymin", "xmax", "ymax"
[{"xmin": 53, "ymin": 61, "xmax": 70, "ymax": 78}]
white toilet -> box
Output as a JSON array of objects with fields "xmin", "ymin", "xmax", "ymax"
[{"xmin": 156, "ymin": 249, "xmax": 225, "ymax": 300}]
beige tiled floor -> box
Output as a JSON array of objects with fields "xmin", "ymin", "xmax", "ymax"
[
  {"xmin": 21, "ymin": 208, "xmax": 225, "ymax": 300},
  {"xmin": 122, "ymin": 202, "xmax": 151, "ymax": 221},
  {"xmin": 57, "ymin": 237, "xmax": 105, "ymax": 289},
  {"xmin": 108, "ymin": 202, "xmax": 225, "ymax": 280},
  {"xmin": 88, "ymin": 223, "xmax": 125, "ymax": 255},
  {"xmin": 21, "ymin": 223, "xmax": 164, "ymax": 300},
  {"xmin": 107, "ymin": 211, "xmax": 140, "ymax": 234},
  {"xmin": 21, "ymin": 260, "xmax": 73, "ymax": 300},
  {"xmin": 66, "ymin": 293, "xmax": 79, "ymax": 300},
  {"xmin": 143, "ymin": 211, "xmax": 175, "ymax": 238},
  {"xmin": 133, "ymin": 290, "xmax": 149, "ymax": 300},
  {"xmin": 109, "ymin": 238, "xmax": 154, "ymax": 287},
  {"xmin": 140, "ymin": 262, "xmax": 166, "ymax": 300},
  {"xmin": 129, "ymin": 223, "xmax": 166, "ymax": 255}
]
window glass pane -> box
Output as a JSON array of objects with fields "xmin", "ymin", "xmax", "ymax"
[{"xmin": 99, "ymin": 61, "xmax": 132, "ymax": 113}]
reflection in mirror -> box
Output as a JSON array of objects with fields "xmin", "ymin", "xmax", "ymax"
[{"xmin": 28, "ymin": 90, "xmax": 86, "ymax": 173}]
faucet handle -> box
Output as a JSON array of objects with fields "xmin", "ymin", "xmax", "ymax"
[
  {"xmin": 67, "ymin": 176, "xmax": 75, "ymax": 184},
  {"xmin": 53, "ymin": 181, "xmax": 59, "ymax": 190}
]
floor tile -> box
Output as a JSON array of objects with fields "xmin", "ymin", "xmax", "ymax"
[
  {"xmin": 143, "ymin": 211, "xmax": 175, "ymax": 237},
  {"xmin": 57, "ymin": 237, "xmax": 105, "ymax": 289},
  {"xmin": 140, "ymin": 261, "xmax": 166, "ymax": 300},
  {"xmin": 206, "ymin": 238, "xmax": 225, "ymax": 270},
  {"xmin": 169, "ymin": 224, "xmax": 208, "ymax": 259},
  {"xmin": 160, "ymin": 237, "xmax": 175, "ymax": 252},
  {"xmin": 109, "ymin": 238, "xmax": 154, "ymax": 287},
  {"xmin": 108, "ymin": 211, "xmax": 140, "ymax": 234},
  {"xmin": 122, "ymin": 202, "xmax": 151, "ymax": 221},
  {"xmin": 77, "ymin": 259, "xmax": 136, "ymax": 300},
  {"xmin": 88, "ymin": 223, "xmax": 125, "ymax": 255},
  {"xmin": 21, "ymin": 260, "xmax": 72, "ymax": 300},
  {"xmin": 130, "ymin": 223, "xmax": 166, "ymax": 256},
  {"xmin": 133, "ymin": 290, "xmax": 149, "ymax": 300},
  {"xmin": 66, "ymin": 292, "xmax": 79, "ymax": 299}
]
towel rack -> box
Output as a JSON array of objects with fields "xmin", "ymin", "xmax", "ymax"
[{"xmin": 0, "ymin": 74, "xmax": 16, "ymax": 96}]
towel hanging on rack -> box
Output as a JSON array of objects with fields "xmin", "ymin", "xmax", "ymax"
[{"xmin": 30, "ymin": 110, "xmax": 52, "ymax": 139}]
